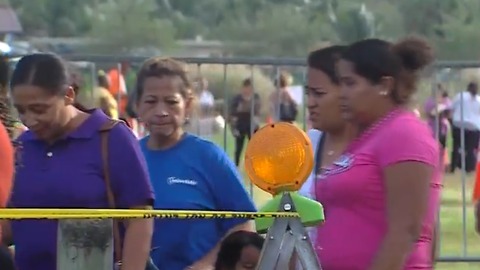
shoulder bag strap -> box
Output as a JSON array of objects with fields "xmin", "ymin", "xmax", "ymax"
[{"xmin": 99, "ymin": 119, "xmax": 123, "ymax": 263}]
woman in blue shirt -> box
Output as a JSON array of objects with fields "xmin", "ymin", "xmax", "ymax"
[
  {"xmin": 135, "ymin": 57, "xmax": 257, "ymax": 270},
  {"xmin": 5, "ymin": 53, "xmax": 155, "ymax": 270}
]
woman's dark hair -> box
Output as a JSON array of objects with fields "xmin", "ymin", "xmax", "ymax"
[
  {"xmin": 242, "ymin": 78, "xmax": 253, "ymax": 88},
  {"xmin": 68, "ymin": 72, "xmax": 90, "ymax": 112},
  {"xmin": 341, "ymin": 36, "xmax": 434, "ymax": 104},
  {"xmin": 215, "ymin": 231, "xmax": 264, "ymax": 270},
  {"xmin": 0, "ymin": 55, "xmax": 16, "ymax": 139},
  {"xmin": 135, "ymin": 57, "xmax": 192, "ymax": 102},
  {"xmin": 242, "ymin": 78, "xmax": 253, "ymax": 87},
  {"xmin": 307, "ymin": 45, "xmax": 346, "ymax": 84},
  {"xmin": 10, "ymin": 53, "xmax": 70, "ymax": 96}
]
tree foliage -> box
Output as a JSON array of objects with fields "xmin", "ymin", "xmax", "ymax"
[
  {"xmin": 6, "ymin": 0, "xmax": 480, "ymax": 59},
  {"xmin": 87, "ymin": 0, "xmax": 175, "ymax": 53}
]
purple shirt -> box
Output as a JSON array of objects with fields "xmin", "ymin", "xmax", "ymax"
[{"xmin": 10, "ymin": 109, "xmax": 154, "ymax": 270}]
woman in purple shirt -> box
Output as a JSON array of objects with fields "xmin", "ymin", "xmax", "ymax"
[{"xmin": 4, "ymin": 53, "xmax": 155, "ymax": 270}]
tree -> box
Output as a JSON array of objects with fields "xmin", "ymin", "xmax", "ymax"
[
  {"xmin": 213, "ymin": 4, "xmax": 335, "ymax": 57},
  {"xmin": 307, "ymin": 0, "xmax": 404, "ymax": 43},
  {"xmin": 328, "ymin": 3, "xmax": 377, "ymax": 43},
  {"xmin": 8, "ymin": 0, "xmax": 480, "ymax": 59},
  {"xmin": 87, "ymin": 0, "xmax": 176, "ymax": 53},
  {"xmin": 9, "ymin": 0, "xmax": 93, "ymax": 36},
  {"xmin": 430, "ymin": 0, "xmax": 480, "ymax": 60}
]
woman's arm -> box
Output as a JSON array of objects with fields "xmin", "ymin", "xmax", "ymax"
[
  {"xmin": 367, "ymin": 118, "xmax": 440, "ymax": 270},
  {"xmin": 368, "ymin": 161, "xmax": 433, "ymax": 270},
  {"xmin": 107, "ymin": 123, "xmax": 155, "ymax": 270},
  {"xmin": 122, "ymin": 206, "xmax": 154, "ymax": 270}
]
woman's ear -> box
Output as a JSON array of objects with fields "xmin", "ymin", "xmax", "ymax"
[
  {"xmin": 377, "ymin": 76, "xmax": 395, "ymax": 96},
  {"xmin": 64, "ymin": 86, "xmax": 76, "ymax": 106}
]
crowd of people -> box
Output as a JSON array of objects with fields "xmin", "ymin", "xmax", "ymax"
[
  {"xmin": 0, "ymin": 34, "xmax": 477, "ymax": 270},
  {"xmin": 423, "ymin": 81, "xmax": 480, "ymax": 174}
]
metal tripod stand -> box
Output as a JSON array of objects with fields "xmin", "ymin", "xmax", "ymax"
[{"xmin": 256, "ymin": 192, "xmax": 322, "ymax": 270}]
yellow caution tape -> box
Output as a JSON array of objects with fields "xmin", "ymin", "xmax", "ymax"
[{"xmin": 0, "ymin": 209, "xmax": 298, "ymax": 220}]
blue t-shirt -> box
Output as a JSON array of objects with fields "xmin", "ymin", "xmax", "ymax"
[{"xmin": 140, "ymin": 134, "xmax": 256, "ymax": 270}]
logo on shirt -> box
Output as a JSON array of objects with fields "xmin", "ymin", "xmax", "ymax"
[
  {"xmin": 318, "ymin": 153, "xmax": 355, "ymax": 179},
  {"xmin": 167, "ymin": 177, "xmax": 197, "ymax": 186}
]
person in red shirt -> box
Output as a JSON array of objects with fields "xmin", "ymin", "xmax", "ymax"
[
  {"xmin": 0, "ymin": 122, "xmax": 14, "ymax": 270},
  {"xmin": 0, "ymin": 122, "xmax": 13, "ymax": 210},
  {"xmin": 0, "ymin": 54, "xmax": 15, "ymax": 270},
  {"xmin": 0, "ymin": 55, "xmax": 13, "ymax": 208},
  {"xmin": 108, "ymin": 63, "xmax": 129, "ymax": 117}
]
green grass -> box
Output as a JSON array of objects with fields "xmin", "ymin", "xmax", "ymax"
[
  {"xmin": 206, "ymin": 128, "xmax": 480, "ymax": 269},
  {"xmin": 435, "ymin": 173, "xmax": 480, "ymax": 269}
]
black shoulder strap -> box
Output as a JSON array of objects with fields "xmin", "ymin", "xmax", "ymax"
[{"xmin": 314, "ymin": 134, "xmax": 326, "ymax": 177}]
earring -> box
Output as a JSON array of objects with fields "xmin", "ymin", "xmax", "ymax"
[{"xmin": 379, "ymin": 91, "xmax": 388, "ymax": 96}]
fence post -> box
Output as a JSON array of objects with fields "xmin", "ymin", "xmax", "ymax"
[{"xmin": 57, "ymin": 219, "xmax": 113, "ymax": 270}]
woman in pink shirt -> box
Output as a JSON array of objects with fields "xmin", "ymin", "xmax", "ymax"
[
  {"xmin": 300, "ymin": 44, "xmax": 358, "ymax": 220},
  {"xmin": 315, "ymin": 37, "xmax": 442, "ymax": 270}
]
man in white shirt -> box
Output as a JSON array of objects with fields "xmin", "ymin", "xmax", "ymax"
[
  {"xmin": 450, "ymin": 82, "xmax": 480, "ymax": 173},
  {"xmin": 190, "ymin": 77, "xmax": 217, "ymax": 138},
  {"xmin": 194, "ymin": 77, "xmax": 215, "ymax": 116}
]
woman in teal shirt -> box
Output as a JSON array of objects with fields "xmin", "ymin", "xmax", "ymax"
[{"xmin": 135, "ymin": 57, "xmax": 257, "ymax": 270}]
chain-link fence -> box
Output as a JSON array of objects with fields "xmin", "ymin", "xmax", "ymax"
[{"xmin": 8, "ymin": 54, "xmax": 480, "ymax": 266}]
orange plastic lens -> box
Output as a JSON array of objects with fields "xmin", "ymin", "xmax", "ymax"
[{"xmin": 244, "ymin": 123, "xmax": 314, "ymax": 195}]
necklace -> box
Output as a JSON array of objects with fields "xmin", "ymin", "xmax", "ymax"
[{"xmin": 347, "ymin": 107, "xmax": 403, "ymax": 152}]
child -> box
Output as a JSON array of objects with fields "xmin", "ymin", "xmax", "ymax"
[{"xmin": 215, "ymin": 231, "xmax": 264, "ymax": 270}]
